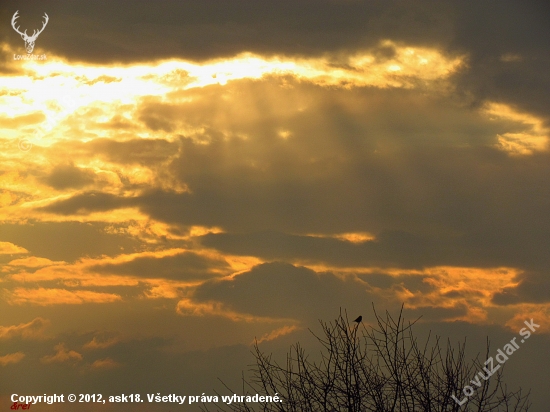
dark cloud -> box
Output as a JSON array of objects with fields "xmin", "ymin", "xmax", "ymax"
[
  {"xmin": 198, "ymin": 224, "xmax": 550, "ymax": 272},
  {"xmin": 137, "ymin": 100, "xmax": 181, "ymax": 133},
  {"xmin": 0, "ymin": 317, "xmax": 49, "ymax": 340},
  {"xmin": 91, "ymin": 251, "xmax": 229, "ymax": 281},
  {"xmin": 4, "ymin": 0, "xmax": 549, "ymax": 126},
  {"xmin": 47, "ymin": 138, "xmax": 179, "ymax": 170},
  {"xmin": 403, "ymin": 304, "xmax": 469, "ymax": 322},
  {"xmin": 91, "ymin": 137, "xmax": 178, "ymax": 166},
  {"xmin": 199, "ymin": 230, "xmax": 447, "ymax": 269},
  {"xmin": 193, "ymin": 262, "xmax": 373, "ymax": 322},
  {"xmin": 449, "ymin": 1, "xmax": 550, "ymax": 124},
  {"xmin": 36, "ymin": 79, "xmax": 550, "ymax": 268},
  {"xmin": 2, "ymin": 0, "xmax": 454, "ymax": 62},
  {"xmin": 0, "ymin": 222, "xmax": 140, "ymax": 261},
  {"xmin": 492, "ymin": 271, "xmax": 550, "ymax": 305},
  {"xmin": 43, "ymin": 163, "xmax": 95, "ymax": 190},
  {"xmin": 357, "ymin": 272, "xmax": 434, "ymax": 294},
  {"xmin": 41, "ymin": 191, "xmax": 130, "ymax": 215}
]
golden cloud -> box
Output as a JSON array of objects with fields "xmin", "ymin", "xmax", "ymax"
[
  {"xmin": 0, "ymin": 352, "xmax": 25, "ymax": 366},
  {"xmin": 484, "ymin": 102, "xmax": 549, "ymax": 155},
  {"xmin": 90, "ymin": 358, "xmax": 121, "ymax": 370},
  {"xmin": 3, "ymin": 248, "xmax": 226, "ymax": 308},
  {"xmin": 0, "ymin": 317, "xmax": 50, "ymax": 340},
  {"xmin": 255, "ymin": 325, "xmax": 300, "ymax": 344},
  {"xmin": 176, "ymin": 298, "xmax": 294, "ymax": 324},
  {"xmin": 307, "ymin": 232, "xmax": 375, "ymax": 244},
  {"xmin": 6, "ymin": 288, "xmax": 122, "ymax": 306},
  {"xmin": 41, "ymin": 343, "xmax": 82, "ymax": 364},
  {"xmin": 0, "ymin": 40, "xmax": 463, "ymax": 153},
  {"xmin": 0, "ymin": 242, "xmax": 28, "ymax": 255},
  {"xmin": 504, "ymin": 303, "xmax": 550, "ymax": 333},
  {"xmin": 380, "ymin": 266, "xmax": 522, "ymax": 323},
  {"xmin": 7, "ymin": 257, "xmax": 60, "ymax": 267},
  {"xmin": 83, "ymin": 336, "xmax": 120, "ymax": 350}
]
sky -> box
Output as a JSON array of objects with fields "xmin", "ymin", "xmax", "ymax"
[{"xmin": 1, "ymin": 0, "xmax": 550, "ymax": 410}]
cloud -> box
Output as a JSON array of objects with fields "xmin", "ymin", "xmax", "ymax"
[
  {"xmin": 3, "ymin": 1, "xmax": 550, "ymax": 133},
  {"xmin": 504, "ymin": 304, "xmax": 550, "ymax": 333},
  {"xmin": 90, "ymin": 357, "xmax": 120, "ymax": 370},
  {"xmin": 449, "ymin": 1, "xmax": 550, "ymax": 123},
  {"xmin": 41, "ymin": 343, "xmax": 82, "ymax": 364},
  {"xmin": 357, "ymin": 272, "xmax": 434, "ymax": 294},
  {"xmin": 7, "ymin": 257, "xmax": 59, "ymax": 268},
  {"xmin": 4, "ymin": 52, "xmax": 548, "ymax": 349},
  {"xmin": 86, "ymin": 138, "xmax": 178, "ymax": 166},
  {"xmin": 43, "ymin": 163, "xmax": 96, "ymax": 190},
  {"xmin": 83, "ymin": 334, "xmax": 120, "ymax": 350},
  {"xmin": 190, "ymin": 262, "xmax": 373, "ymax": 322},
  {"xmin": 3, "ymin": 0, "xmax": 457, "ymax": 63},
  {"xmin": 198, "ymin": 230, "xmax": 448, "ymax": 269},
  {"xmin": 4, "ymin": 56, "xmax": 545, "ymax": 277},
  {"xmin": 185, "ymin": 261, "xmax": 526, "ymax": 328},
  {"xmin": 493, "ymin": 271, "xmax": 550, "ymax": 305},
  {"xmin": 0, "ymin": 43, "xmax": 25, "ymax": 75},
  {"xmin": 0, "ymin": 242, "xmax": 28, "ymax": 255},
  {"xmin": 255, "ymin": 325, "xmax": 299, "ymax": 344},
  {"xmin": 35, "ymin": 98, "xmax": 550, "ymax": 273},
  {"xmin": 0, "ymin": 352, "xmax": 25, "ymax": 366},
  {"xmin": 41, "ymin": 192, "xmax": 130, "ymax": 215},
  {"xmin": 0, "ymin": 317, "xmax": 49, "ymax": 340},
  {"xmin": 0, "ymin": 222, "xmax": 141, "ymax": 262},
  {"xmin": 0, "ymin": 112, "xmax": 45, "ymax": 128},
  {"xmin": 176, "ymin": 298, "xmax": 285, "ymax": 323},
  {"xmin": 4, "ymin": 250, "xmax": 228, "ymax": 304},
  {"xmin": 483, "ymin": 102, "xmax": 549, "ymax": 155},
  {"xmin": 379, "ymin": 266, "xmax": 521, "ymax": 324},
  {"xmin": 6, "ymin": 288, "xmax": 122, "ymax": 305},
  {"xmin": 91, "ymin": 250, "xmax": 230, "ymax": 281}
]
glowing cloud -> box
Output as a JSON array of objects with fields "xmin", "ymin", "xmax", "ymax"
[
  {"xmin": 504, "ymin": 304, "xmax": 550, "ymax": 333},
  {"xmin": 83, "ymin": 335, "xmax": 120, "ymax": 350},
  {"xmin": 484, "ymin": 102, "xmax": 549, "ymax": 155},
  {"xmin": 0, "ymin": 242, "xmax": 28, "ymax": 255},
  {"xmin": 6, "ymin": 288, "xmax": 122, "ymax": 306},
  {"xmin": 0, "ymin": 317, "xmax": 50, "ymax": 340},
  {"xmin": 7, "ymin": 257, "xmax": 59, "ymax": 267},
  {"xmin": 176, "ymin": 298, "xmax": 295, "ymax": 324},
  {"xmin": 41, "ymin": 343, "xmax": 82, "ymax": 364},
  {"xmin": 0, "ymin": 40, "xmax": 463, "ymax": 150},
  {"xmin": 0, "ymin": 352, "xmax": 25, "ymax": 366},
  {"xmin": 255, "ymin": 325, "xmax": 300, "ymax": 344},
  {"xmin": 90, "ymin": 358, "xmax": 121, "ymax": 370}
]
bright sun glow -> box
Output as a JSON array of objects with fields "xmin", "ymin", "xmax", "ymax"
[
  {"xmin": 0, "ymin": 40, "xmax": 464, "ymax": 149},
  {"xmin": 484, "ymin": 102, "xmax": 549, "ymax": 155}
]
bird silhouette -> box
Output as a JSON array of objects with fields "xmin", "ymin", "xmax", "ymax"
[{"xmin": 353, "ymin": 315, "xmax": 362, "ymax": 323}]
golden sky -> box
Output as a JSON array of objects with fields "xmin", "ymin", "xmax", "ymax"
[{"xmin": 1, "ymin": 0, "xmax": 550, "ymax": 410}]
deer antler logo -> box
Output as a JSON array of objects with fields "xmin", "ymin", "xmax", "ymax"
[{"xmin": 11, "ymin": 10, "xmax": 49, "ymax": 54}]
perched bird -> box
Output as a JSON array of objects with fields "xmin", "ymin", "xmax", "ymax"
[{"xmin": 353, "ymin": 315, "xmax": 362, "ymax": 323}]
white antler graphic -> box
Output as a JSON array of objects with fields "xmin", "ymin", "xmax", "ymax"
[{"xmin": 11, "ymin": 10, "xmax": 49, "ymax": 54}]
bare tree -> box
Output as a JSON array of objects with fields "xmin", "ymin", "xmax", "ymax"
[{"xmin": 208, "ymin": 305, "xmax": 530, "ymax": 412}]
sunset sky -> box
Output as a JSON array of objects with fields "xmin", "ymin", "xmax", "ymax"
[{"xmin": 1, "ymin": 0, "xmax": 550, "ymax": 410}]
